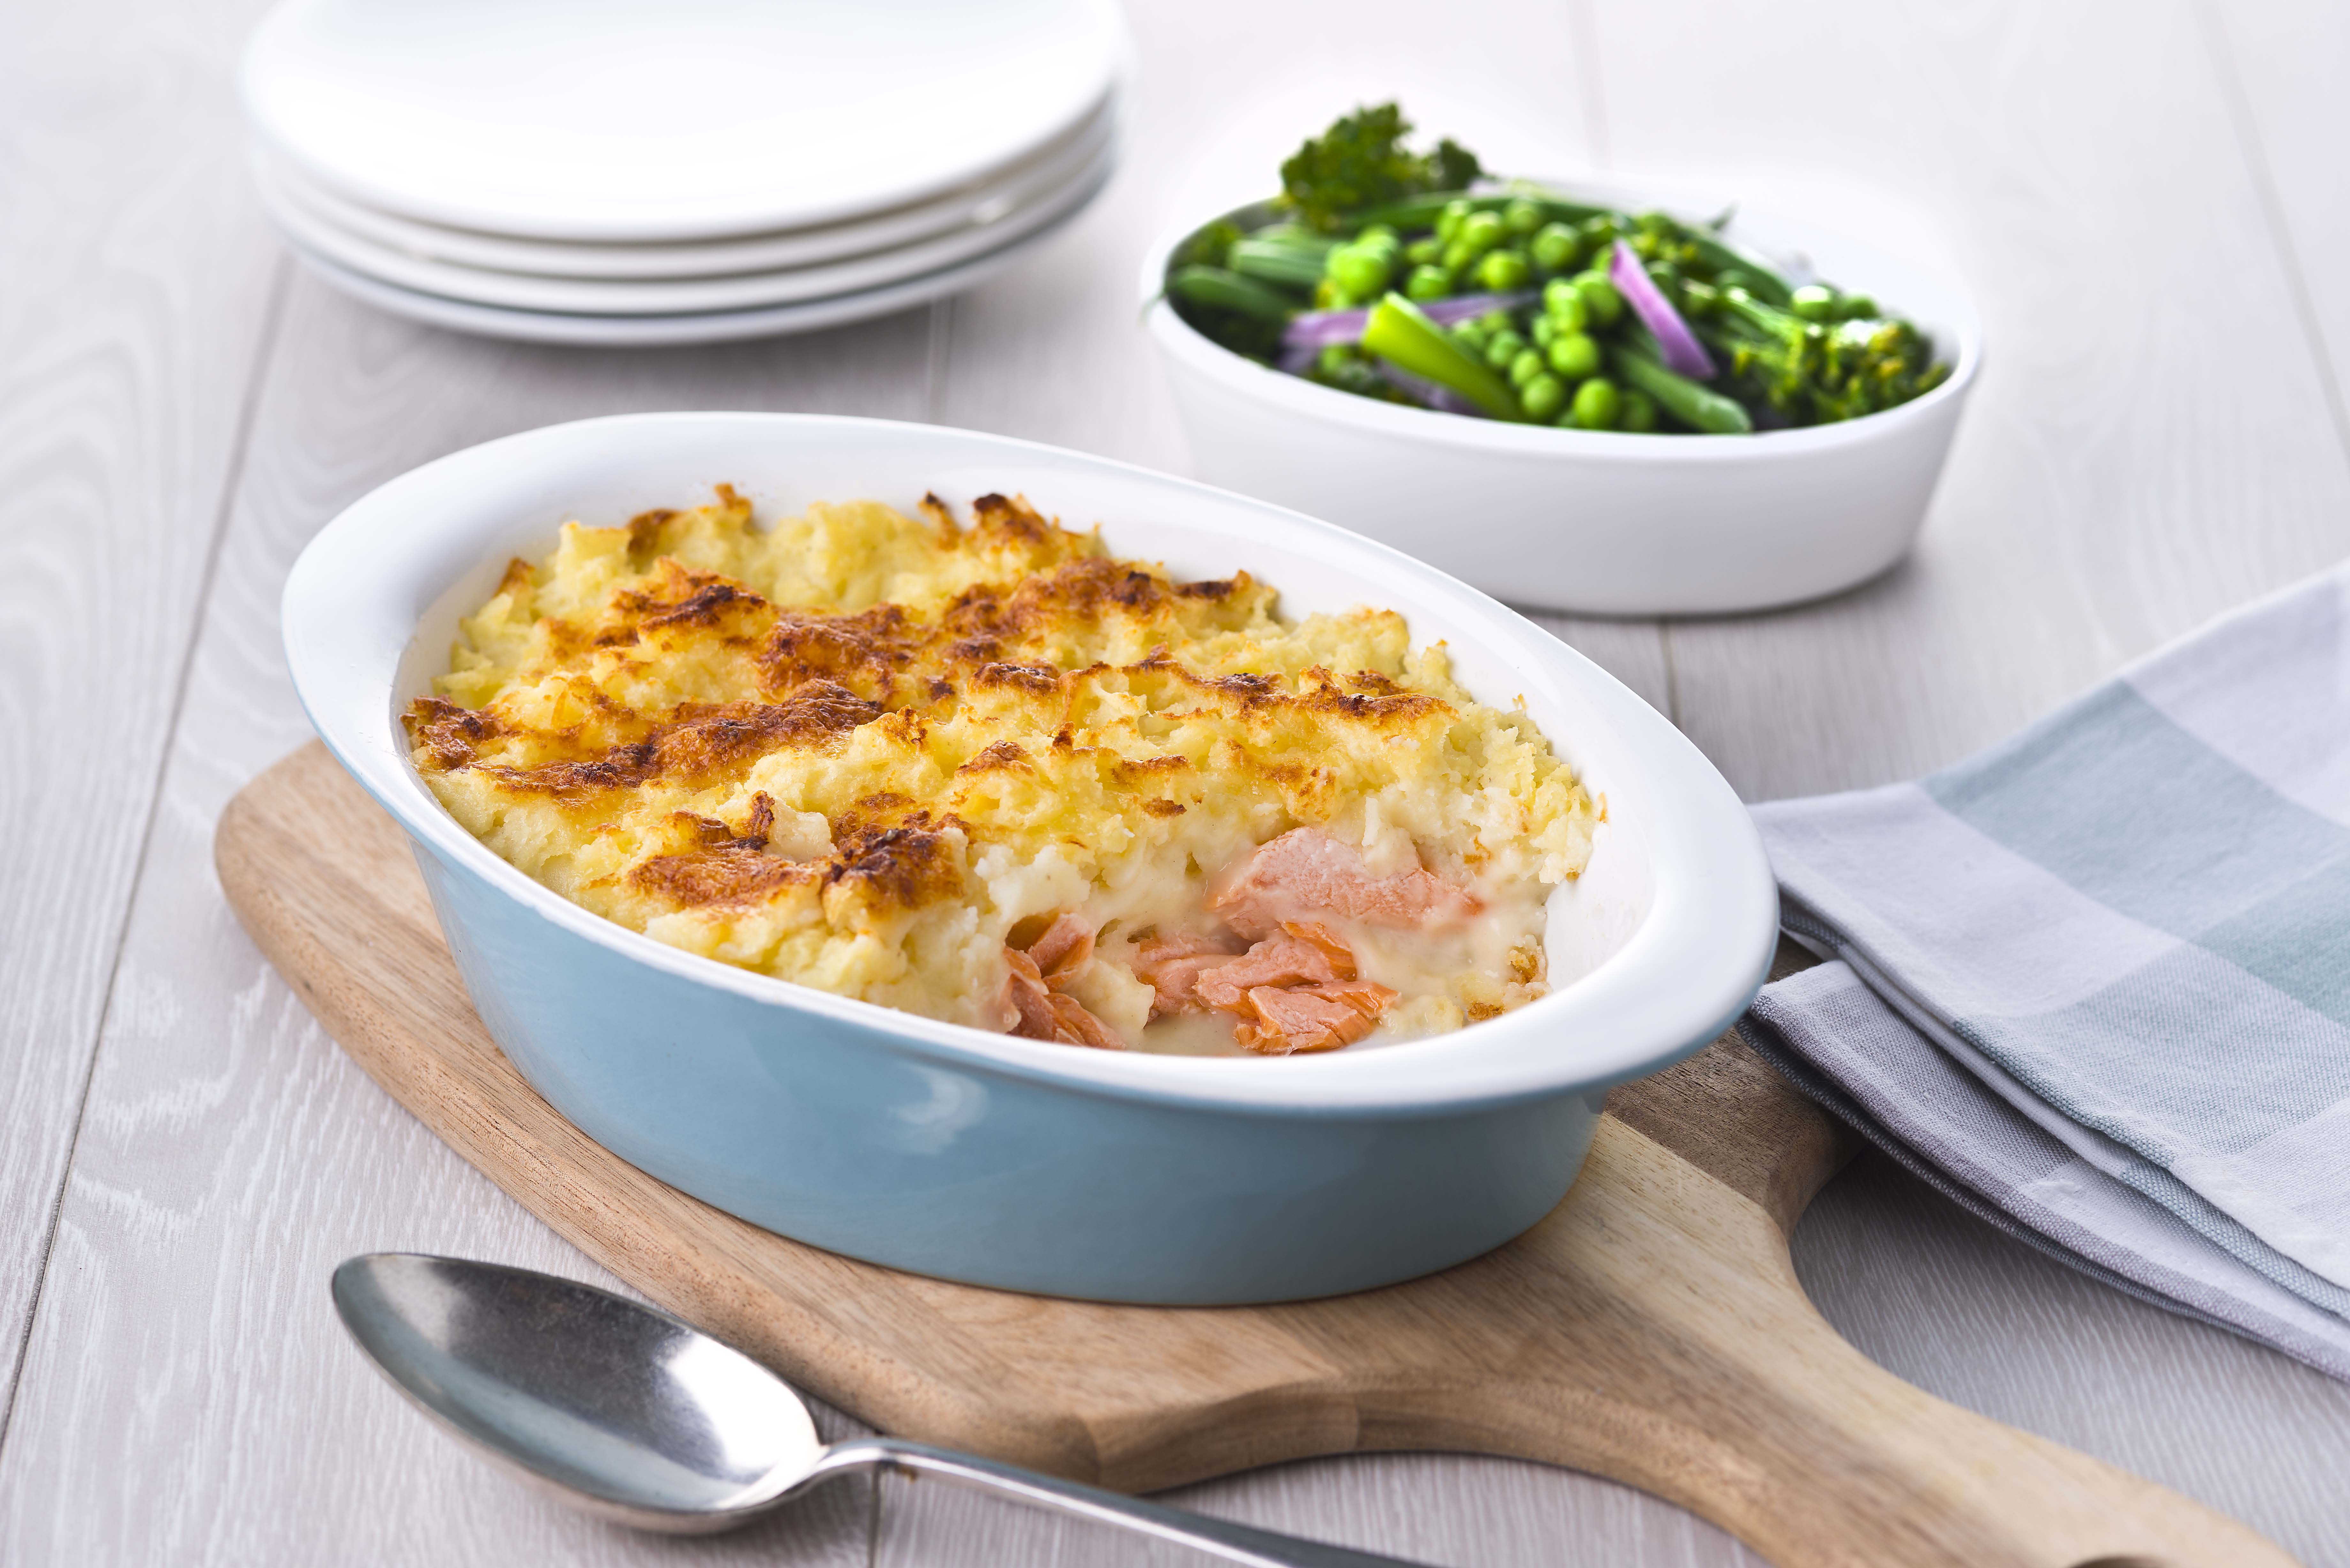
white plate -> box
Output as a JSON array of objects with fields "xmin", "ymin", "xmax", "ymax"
[
  {"xmin": 282, "ymin": 186, "xmax": 1094, "ymax": 346},
  {"xmin": 254, "ymin": 95, "xmax": 1117, "ymax": 282},
  {"xmin": 239, "ymin": 0, "xmax": 1129, "ymax": 242},
  {"xmin": 258, "ymin": 130, "xmax": 1114, "ymax": 314}
]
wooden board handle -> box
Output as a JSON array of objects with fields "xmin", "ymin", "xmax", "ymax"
[{"xmin": 1371, "ymin": 1124, "xmax": 2302, "ymax": 1568}]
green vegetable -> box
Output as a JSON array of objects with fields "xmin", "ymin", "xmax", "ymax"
[
  {"xmin": 1435, "ymin": 198, "xmax": 1474, "ymax": 242},
  {"xmin": 1573, "ymin": 272, "xmax": 1624, "ymax": 326},
  {"xmin": 1327, "ymin": 243, "xmax": 1396, "ymax": 301},
  {"xmin": 1569, "ymin": 376, "xmax": 1622, "ymax": 429},
  {"xmin": 1837, "ymin": 292, "xmax": 1878, "ymax": 320},
  {"xmin": 1700, "ymin": 288, "xmax": 1943, "ymax": 422},
  {"xmin": 1309, "ymin": 343, "xmax": 1405, "ymax": 402},
  {"xmin": 1360, "ymin": 293, "xmax": 1527, "ymax": 420},
  {"xmin": 1504, "ymin": 197, "xmax": 1546, "ymax": 237},
  {"xmin": 1452, "ymin": 319, "xmax": 1490, "ymax": 355},
  {"xmin": 1530, "ymin": 222, "xmax": 1581, "ymax": 274},
  {"xmin": 1680, "ymin": 229, "xmax": 1793, "ymax": 306},
  {"xmin": 1543, "ymin": 277, "xmax": 1588, "ymax": 332},
  {"xmin": 1476, "ymin": 248, "xmax": 1531, "ymax": 292},
  {"xmin": 1547, "ymin": 331, "xmax": 1601, "ymax": 381},
  {"xmin": 1278, "ymin": 103, "xmax": 1483, "ymax": 231},
  {"xmin": 1171, "ymin": 219, "xmax": 1243, "ymax": 271},
  {"xmin": 1405, "ymin": 236, "xmax": 1442, "ymax": 266},
  {"xmin": 1459, "ymin": 210, "xmax": 1505, "ymax": 257},
  {"xmin": 1610, "ymin": 343, "xmax": 1754, "ymax": 433},
  {"xmin": 1521, "ymin": 373, "xmax": 1567, "ymax": 421},
  {"xmin": 1529, "ymin": 313, "xmax": 1558, "ymax": 349},
  {"xmin": 1509, "ymin": 347, "xmax": 1545, "ymax": 388},
  {"xmin": 1166, "ymin": 266, "xmax": 1296, "ymax": 324},
  {"xmin": 1619, "ymin": 389, "xmax": 1660, "ymax": 433},
  {"xmin": 1483, "ymin": 329, "xmax": 1527, "ymax": 369},
  {"xmin": 1789, "ymin": 284, "xmax": 1837, "ymax": 321},
  {"xmin": 1228, "ymin": 234, "xmax": 1334, "ymax": 291},
  {"xmin": 1404, "ymin": 264, "xmax": 1451, "ymax": 301}
]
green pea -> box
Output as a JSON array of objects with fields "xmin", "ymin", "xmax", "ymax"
[
  {"xmin": 1530, "ymin": 313, "xmax": 1558, "ymax": 349},
  {"xmin": 1476, "ymin": 248, "xmax": 1531, "ymax": 292},
  {"xmin": 1358, "ymin": 222, "xmax": 1399, "ymax": 247},
  {"xmin": 1478, "ymin": 309, "xmax": 1514, "ymax": 334},
  {"xmin": 1451, "ymin": 320, "xmax": 1490, "ymax": 355},
  {"xmin": 1790, "ymin": 284, "xmax": 1837, "ymax": 321},
  {"xmin": 1441, "ymin": 239, "xmax": 1476, "ymax": 274},
  {"xmin": 1405, "ymin": 264, "xmax": 1452, "ymax": 301},
  {"xmin": 1504, "ymin": 197, "xmax": 1546, "ymax": 237},
  {"xmin": 1530, "ymin": 221, "xmax": 1581, "ymax": 274},
  {"xmin": 1580, "ymin": 214, "xmax": 1618, "ymax": 244},
  {"xmin": 1484, "ymin": 330, "xmax": 1528, "ymax": 369},
  {"xmin": 1330, "ymin": 247, "xmax": 1392, "ymax": 301},
  {"xmin": 1405, "ymin": 236, "xmax": 1443, "ymax": 266},
  {"xmin": 1543, "ymin": 277, "xmax": 1588, "ymax": 331},
  {"xmin": 1619, "ymin": 389, "xmax": 1659, "ymax": 433},
  {"xmin": 1547, "ymin": 330, "xmax": 1601, "ymax": 381},
  {"xmin": 1460, "ymin": 210, "xmax": 1505, "ymax": 256},
  {"xmin": 1435, "ymin": 199, "xmax": 1474, "ymax": 243},
  {"xmin": 1509, "ymin": 347, "xmax": 1545, "ymax": 388},
  {"xmin": 1571, "ymin": 375, "xmax": 1622, "ymax": 430},
  {"xmin": 1520, "ymin": 372, "xmax": 1567, "ymax": 422},
  {"xmin": 1573, "ymin": 272, "xmax": 1624, "ymax": 326}
]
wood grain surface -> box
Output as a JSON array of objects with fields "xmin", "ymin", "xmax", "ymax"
[
  {"xmin": 217, "ymin": 743, "xmax": 2296, "ymax": 1568},
  {"xmin": 4, "ymin": 0, "xmax": 2349, "ymax": 1563}
]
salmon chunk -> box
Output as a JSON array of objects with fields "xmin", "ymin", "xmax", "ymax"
[
  {"xmin": 1233, "ymin": 979, "xmax": 1400, "ymax": 1055},
  {"xmin": 1132, "ymin": 932, "xmax": 1244, "ymax": 1016},
  {"xmin": 1211, "ymin": 828, "xmax": 1482, "ymax": 940},
  {"xmin": 1193, "ymin": 923, "xmax": 1355, "ymax": 1012},
  {"xmin": 1000, "ymin": 915, "xmax": 1126, "ymax": 1049}
]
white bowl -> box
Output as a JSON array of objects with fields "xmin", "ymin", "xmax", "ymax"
[
  {"xmin": 1141, "ymin": 182, "xmax": 1982, "ymax": 616},
  {"xmin": 282, "ymin": 413, "xmax": 1778, "ymax": 1300}
]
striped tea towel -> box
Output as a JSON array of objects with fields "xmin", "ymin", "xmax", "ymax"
[{"xmin": 1737, "ymin": 562, "xmax": 2350, "ymax": 1379}]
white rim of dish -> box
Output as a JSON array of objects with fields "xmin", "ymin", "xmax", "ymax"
[
  {"xmin": 252, "ymin": 93, "xmax": 1120, "ymax": 282},
  {"xmin": 1140, "ymin": 179, "xmax": 1984, "ymax": 462},
  {"xmin": 281, "ymin": 412, "xmax": 1778, "ymax": 1114},
  {"xmin": 257, "ymin": 132, "xmax": 1118, "ymax": 314},
  {"xmin": 279, "ymin": 161, "xmax": 1110, "ymax": 346},
  {"xmin": 239, "ymin": 0, "xmax": 1131, "ymax": 242}
]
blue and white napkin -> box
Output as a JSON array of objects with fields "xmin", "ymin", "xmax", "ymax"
[{"xmin": 1737, "ymin": 562, "xmax": 2350, "ymax": 1380}]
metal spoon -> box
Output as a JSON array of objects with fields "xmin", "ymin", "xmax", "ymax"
[{"xmin": 332, "ymin": 1254, "xmax": 1430, "ymax": 1567}]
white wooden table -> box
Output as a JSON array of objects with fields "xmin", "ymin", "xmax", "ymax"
[{"xmin": 5, "ymin": 0, "xmax": 2348, "ymax": 1562}]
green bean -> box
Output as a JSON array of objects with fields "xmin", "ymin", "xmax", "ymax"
[
  {"xmin": 1681, "ymin": 231, "xmax": 1793, "ymax": 306},
  {"xmin": 1228, "ymin": 237, "xmax": 1328, "ymax": 290},
  {"xmin": 1360, "ymin": 293, "xmax": 1527, "ymax": 420},
  {"xmin": 1789, "ymin": 284, "xmax": 1837, "ymax": 321},
  {"xmin": 1610, "ymin": 343, "xmax": 1754, "ymax": 433},
  {"xmin": 1166, "ymin": 266, "xmax": 1297, "ymax": 323}
]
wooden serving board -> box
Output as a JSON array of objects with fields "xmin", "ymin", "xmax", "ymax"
[{"xmin": 219, "ymin": 743, "xmax": 2295, "ymax": 1568}]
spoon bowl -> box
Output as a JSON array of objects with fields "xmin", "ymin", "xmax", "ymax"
[{"xmin": 331, "ymin": 1253, "xmax": 1430, "ymax": 1565}]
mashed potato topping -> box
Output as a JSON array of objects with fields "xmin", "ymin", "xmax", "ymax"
[{"xmin": 405, "ymin": 488, "xmax": 1599, "ymax": 1054}]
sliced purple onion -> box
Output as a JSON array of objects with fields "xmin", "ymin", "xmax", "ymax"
[
  {"xmin": 1610, "ymin": 240, "xmax": 1715, "ymax": 379},
  {"xmin": 1280, "ymin": 291, "xmax": 1531, "ymax": 357},
  {"xmin": 1376, "ymin": 362, "xmax": 1488, "ymax": 418}
]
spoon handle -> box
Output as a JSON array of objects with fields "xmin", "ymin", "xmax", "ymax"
[{"xmin": 814, "ymin": 1438, "xmax": 1434, "ymax": 1567}]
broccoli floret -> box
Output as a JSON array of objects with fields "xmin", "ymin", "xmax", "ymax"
[{"xmin": 1278, "ymin": 103, "xmax": 1483, "ymax": 232}]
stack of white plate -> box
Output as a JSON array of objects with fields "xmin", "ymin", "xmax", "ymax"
[{"xmin": 238, "ymin": 0, "xmax": 1129, "ymax": 345}]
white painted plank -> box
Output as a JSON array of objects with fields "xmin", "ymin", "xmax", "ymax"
[
  {"xmin": 0, "ymin": 276, "xmax": 936, "ymax": 1564},
  {"xmin": 0, "ymin": 0, "xmax": 286, "ymax": 1432},
  {"xmin": 2203, "ymin": 0, "xmax": 2350, "ymax": 445}
]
